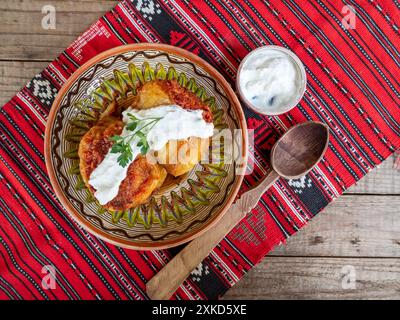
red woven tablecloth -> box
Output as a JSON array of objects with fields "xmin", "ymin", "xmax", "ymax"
[{"xmin": 0, "ymin": 0, "xmax": 399, "ymax": 299}]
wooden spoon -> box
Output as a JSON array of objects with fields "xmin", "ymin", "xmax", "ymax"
[{"xmin": 146, "ymin": 121, "xmax": 329, "ymax": 300}]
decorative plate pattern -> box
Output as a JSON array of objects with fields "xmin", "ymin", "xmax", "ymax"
[{"xmin": 45, "ymin": 44, "xmax": 247, "ymax": 250}]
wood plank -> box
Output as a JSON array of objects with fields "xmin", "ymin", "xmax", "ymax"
[
  {"xmin": 0, "ymin": 0, "xmax": 117, "ymax": 12},
  {"xmin": 223, "ymin": 257, "xmax": 400, "ymax": 299},
  {"xmin": 271, "ymin": 195, "xmax": 400, "ymax": 257},
  {"xmin": 0, "ymin": 0, "xmax": 118, "ymax": 61},
  {"xmin": 0, "ymin": 61, "xmax": 48, "ymax": 106},
  {"xmin": 224, "ymin": 196, "xmax": 400, "ymax": 299},
  {"xmin": 0, "ymin": 34, "xmax": 78, "ymax": 61},
  {"xmin": 346, "ymin": 157, "xmax": 400, "ymax": 194}
]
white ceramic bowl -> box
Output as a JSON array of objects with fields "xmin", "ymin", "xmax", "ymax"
[{"xmin": 236, "ymin": 45, "xmax": 307, "ymax": 116}]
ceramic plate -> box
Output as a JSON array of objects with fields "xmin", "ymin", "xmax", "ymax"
[{"xmin": 45, "ymin": 44, "xmax": 247, "ymax": 250}]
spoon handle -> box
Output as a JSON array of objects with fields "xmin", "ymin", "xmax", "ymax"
[{"xmin": 146, "ymin": 169, "xmax": 280, "ymax": 300}]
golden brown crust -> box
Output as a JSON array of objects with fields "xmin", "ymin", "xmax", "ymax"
[
  {"xmin": 131, "ymin": 81, "xmax": 173, "ymax": 109},
  {"xmin": 106, "ymin": 156, "xmax": 167, "ymax": 211},
  {"xmin": 156, "ymin": 137, "xmax": 210, "ymax": 177},
  {"xmin": 78, "ymin": 117, "xmax": 124, "ymax": 190},
  {"xmin": 132, "ymin": 80, "xmax": 213, "ymax": 123},
  {"xmin": 78, "ymin": 117, "xmax": 166, "ymax": 211}
]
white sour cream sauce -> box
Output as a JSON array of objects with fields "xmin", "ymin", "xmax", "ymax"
[
  {"xmin": 239, "ymin": 50, "xmax": 300, "ymax": 112},
  {"xmin": 88, "ymin": 105, "xmax": 214, "ymax": 205}
]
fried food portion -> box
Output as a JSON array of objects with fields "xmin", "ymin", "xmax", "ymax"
[
  {"xmin": 132, "ymin": 80, "xmax": 213, "ymax": 123},
  {"xmin": 133, "ymin": 81, "xmax": 173, "ymax": 109},
  {"xmin": 78, "ymin": 116, "xmax": 124, "ymax": 188},
  {"xmin": 156, "ymin": 137, "xmax": 210, "ymax": 177},
  {"xmin": 132, "ymin": 79, "xmax": 213, "ymax": 176},
  {"xmin": 78, "ymin": 117, "xmax": 166, "ymax": 211},
  {"xmin": 105, "ymin": 156, "xmax": 167, "ymax": 211},
  {"xmin": 78, "ymin": 79, "xmax": 213, "ymax": 210}
]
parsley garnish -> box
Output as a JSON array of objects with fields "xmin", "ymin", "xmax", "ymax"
[{"xmin": 109, "ymin": 113, "xmax": 162, "ymax": 168}]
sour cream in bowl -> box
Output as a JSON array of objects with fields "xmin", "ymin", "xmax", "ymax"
[{"xmin": 236, "ymin": 45, "xmax": 306, "ymax": 116}]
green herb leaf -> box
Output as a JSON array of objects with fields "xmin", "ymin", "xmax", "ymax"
[
  {"xmin": 110, "ymin": 143, "xmax": 124, "ymax": 154},
  {"xmin": 136, "ymin": 131, "xmax": 145, "ymax": 140},
  {"xmin": 110, "ymin": 115, "xmax": 163, "ymax": 167},
  {"xmin": 117, "ymin": 155, "xmax": 129, "ymax": 168},
  {"xmin": 140, "ymin": 145, "xmax": 149, "ymax": 155},
  {"xmin": 127, "ymin": 113, "xmax": 138, "ymax": 121},
  {"xmin": 117, "ymin": 145, "xmax": 133, "ymax": 168},
  {"xmin": 110, "ymin": 135, "xmax": 123, "ymax": 142},
  {"xmin": 126, "ymin": 122, "xmax": 137, "ymax": 131}
]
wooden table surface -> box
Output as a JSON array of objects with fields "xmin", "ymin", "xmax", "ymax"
[{"xmin": 1, "ymin": 0, "xmax": 399, "ymax": 299}]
